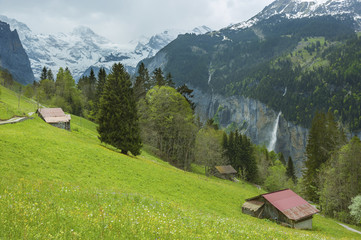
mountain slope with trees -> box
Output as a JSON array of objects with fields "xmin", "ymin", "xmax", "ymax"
[{"xmin": 143, "ymin": 13, "xmax": 361, "ymax": 132}]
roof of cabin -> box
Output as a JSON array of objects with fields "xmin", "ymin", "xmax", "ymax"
[
  {"xmin": 215, "ymin": 165, "xmax": 237, "ymax": 174},
  {"xmin": 247, "ymin": 189, "xmax": 319, "ymax": 221},
  {"xmin": 242, "ymin": 200, "xmax": 264, "ymax": 212},
  {"xmin": 37, "ymin": 108, "xmax": 71, "ymax": 123}
]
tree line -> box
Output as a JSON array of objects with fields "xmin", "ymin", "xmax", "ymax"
[{"xmin": 300, "ymin": 111, "xmax": 361, "ymax": 225}]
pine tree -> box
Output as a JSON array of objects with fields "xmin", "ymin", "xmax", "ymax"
[
  {"xmin": 40, "ymin": 66, "xmax": 48, "ymax": 81},
  {"xmin": 165, "ymin": 73, "xmax": 175, "ymax": 88},
  {"xmin": 279, "ymin": 152, "xmax": 286, "ymax": 165},
  {"xmin": 133, "ymin": 62, "xmax": 149, "ymax": 101},
  {"xmin": 97, "ymin": 63, "xmax": 142, "ymax": 155},
  {"xmin": 303, "ymin": 111, "xmax": 344, "ymax": 202},
  {"xmin": 94, "ymin": 67, "xmax": 107, "ymax": 116},
  {"xmin": 242, "ymin": 135, "xmax": 258, "ymax": 182},
  {"xmin": 152, "ymin": 68, "xmax": 166, "ymax": 86},
  {"xmin": 286, "ymin": 156, "xmax": 296, "ymax": 183},
  {"xmin": 227, "ymin": 131, "xmax": 235, "ymax": 166},
  {"xmin": 222, "ymin": 132, "xmax": 228, "ymax": 157},
  {"xmin": 177, "ymin": 84, "xmax": 195, "ymax": 111},
  {"xmin": 88, "ymin": 68, "xmax": 97, "ymax": 101},
  {"xmin": 47, "ymin": 69, "xmax": 54, "ymax": 81}
]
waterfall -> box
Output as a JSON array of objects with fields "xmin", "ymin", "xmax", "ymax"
[
  {"xmin": 208, "ymin": 62, "xmax": 213, "ymax": 86},
  {"xmin": 268, "ymin": 111, "xmax": 281, "ymax": 152},
  {"xmin": 207, "ymin": 62, "xmax": 215, "ymax": 118}
]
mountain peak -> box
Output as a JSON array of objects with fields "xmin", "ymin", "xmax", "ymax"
[
  {"xmin": 229, "ymin": 0, "xmax": 360, "ymax": 30},
  {"xmin": 71, "ymin": 26, "xmax": 96, "ymax": 36},
  {"xmin": 0, "ymin": 15, "xmax": 31, "ymax": 34}
]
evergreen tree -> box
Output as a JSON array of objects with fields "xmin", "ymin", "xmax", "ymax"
[
  {"xmin": 97, "ymin": 63, "xmax": 142, "ymax": 155},
  {"xmin": 279, "ymin": 152, "xmax": 286, "ymax": 165},
  {"xmin": 133, "ymin": 62, "xmax": 149, "ymax": 101},
  {"xmin": 177, "ymin": 84, "xmax": 196, "ymax": 111},
  {"xmin": 152, "ymin": 68, "xmax": 166, "ymax": 86},
  {"xmin": 94, "ymin": 67, "xmax": 107, "ymax": 115},
  {"xmin": 47, "ymin": 69, "xmax": 54, "ymax": 81},
  {"xmin": 286, "ymin": 156, "xmax": 296, "ymax": 183},
  {"xmin": 303, "ymin": 111, "xmax": 344, "ymax": 202},
  {"xmin": 222, "ymin": 132, "xmax": 228, "ymax": 157},
  {"xmin": 77, "ymin": 69, "xmax": 97, "ymax": 119},
  {"xmin": 40, "ymin": 66, "xmax": 48, "ymax": 81},
  {"xmin": 165, "ymin": 73, "xmax": 175, "ymax": 88},
  {"xmin": 87, "ymin": 68, "xmax": 97, "ymax": 101}
]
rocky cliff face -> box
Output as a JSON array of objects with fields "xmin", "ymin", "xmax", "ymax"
[
  {"xmin": 193, "ymin": 88, "xmax": 308, "ymax": 175},
  {"xmin": 0, "ymin": 21, "xmax": 34, "ymax": 85}
]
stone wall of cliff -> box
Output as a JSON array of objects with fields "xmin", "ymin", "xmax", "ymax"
[
  {"xmin": 192, "ymin": 88, "xmax": 308, "ymax": 176},
  {"xmin": 0, "ymin": 21, "xmax": 34, "ymax": 85}
]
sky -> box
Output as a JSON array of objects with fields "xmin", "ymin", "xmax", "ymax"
[{"xmin": 1, "ymin": 0, "xmax": 274, "ymax": 44}]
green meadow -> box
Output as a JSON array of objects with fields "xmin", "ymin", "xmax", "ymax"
[{"xmin": 0, "ymin": 85, "xmax": 360, "ymax": 239}]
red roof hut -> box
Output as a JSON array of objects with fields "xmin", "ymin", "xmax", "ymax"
[{"xmin": 242, "ymin": 189, "xmax": 319, "ymax": 229}]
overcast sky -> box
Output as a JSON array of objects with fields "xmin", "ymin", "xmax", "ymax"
[{"xmin": 1, "ymin": 0, "xmax": 273, "ymax": 44}]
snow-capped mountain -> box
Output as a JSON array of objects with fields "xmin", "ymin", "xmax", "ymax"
[
  {"xmin": 84, "ymin": 26, "xmax": 212, "ymax": 78},
  {"xmin": 0, "ymin": 15, "xmax": 211, "ymax": 80},
  {"xmin": 0, "ymin": 15, "xmax": 126, "ymax": 81},
  {"xmin": 230, "ymin": 0, "xmax": 361, "ymax": 30}
]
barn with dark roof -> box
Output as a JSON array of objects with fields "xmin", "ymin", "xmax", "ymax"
[
  {"xmin": 242, "ymin": 189, "xmax": 319, "ymax": 229},
  {"xmin": 214, "ymin": 165, "xmax": 237, "ymax": 180}
]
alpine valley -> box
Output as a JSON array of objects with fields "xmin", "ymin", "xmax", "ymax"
[
  {"xmin": 2, "ymin": 0, "xmax": 361, "ymax": 173},
  {"xmin": 3, "ymin": 1, "xmax": 361, "ymax": 237}
]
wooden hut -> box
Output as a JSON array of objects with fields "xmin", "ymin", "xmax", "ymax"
[
  {"xmin": 37, "ymin": 108, "xmax": 71, "ymax": 130},
  {"xmin": 214, "ymin": 165, "xmax": 237, "ymax": 180},
  {"xmin": 242, "ymin": 189, "xmax": 319, "ymax": 229}
]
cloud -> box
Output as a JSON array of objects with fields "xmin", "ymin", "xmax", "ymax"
[{"xmin": 1, "ymin": 0, "xmax": 273, "ymax": 43}]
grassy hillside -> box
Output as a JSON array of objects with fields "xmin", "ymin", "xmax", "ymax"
[
  {"xmin": 0, "ymin": 85, "xmax": 37, "ymax": 119},
  {"xmin": 0, "ymin": 85, "xmax": 360, "ymax": 239}
]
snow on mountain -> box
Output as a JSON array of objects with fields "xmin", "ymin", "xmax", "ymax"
[
  {"xmin": 0, "ymin": 15, "xmax": 211, "ymax": 80},
  {"xmin": 229, "ymin": 0, "xmax": 361, "ymax": 30},
  {"xmin": 87, "ymin": 25, "xmax": 212, "ymax": 77}
]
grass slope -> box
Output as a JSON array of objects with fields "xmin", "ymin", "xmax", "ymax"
[
  {"xmin": 0, "ymin": 85, "xmax": 38, "ymax": 119},
  {"xmin": 0, "ymin": 86, "xmax": 360, "ymax": 239}
]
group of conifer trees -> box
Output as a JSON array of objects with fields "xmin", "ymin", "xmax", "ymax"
[
  {"xmin": 222, "ymin": 131, "xmax": 257, "ymax": 182},
  {"xmin": 302, "ymin": 111, "xmax": 361, "ymax": 224}
]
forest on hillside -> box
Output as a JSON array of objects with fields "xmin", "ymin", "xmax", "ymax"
[{"xmin": 147, "ymin": 15, "xmax": 361, "ymax": 131}]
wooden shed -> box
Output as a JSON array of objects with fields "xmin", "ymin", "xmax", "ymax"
[
  {"xmin": 214, "ymin": 165, "xmax": 237, "ymax": 180},
  {"xmin": 37, "ymin": 108, "xmax": 71, "ymax": 131},
  {"xmin": 242, "ymin": 189, "xmax": 319, "ymax": 229}
]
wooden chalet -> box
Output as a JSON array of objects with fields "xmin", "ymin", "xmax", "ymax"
[
  {"xmin": 242, "ymin": 189, "xmax": 319, "ymax": 229},
  {"xmin": 37, "ymin": 108, "xmax": 71, "ymax": 131},
  {"xmin": 214, "ymin": 165, "xmax": 237, "ymax": 180}
]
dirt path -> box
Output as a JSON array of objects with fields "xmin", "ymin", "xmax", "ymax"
[
  {"xmin": 338, "ymin": 223, "xmax": 361, "ymax": 235},
  {"xmin": 0, "ymin": 112, "xmax": 34, "ymax": 125},
  {"xmin": 0, "ymin": 116, "xmax": 29, "ymax": 125}
]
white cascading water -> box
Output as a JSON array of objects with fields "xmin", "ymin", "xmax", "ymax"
[{"xmin": 267, "ymin": 111, "xmax": 282, "ymax": 152}]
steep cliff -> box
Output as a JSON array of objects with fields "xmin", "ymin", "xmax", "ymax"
[
  {"xmin": 193, "ymin": 88, "xmax": 308, "ymax": 175},
  {"xmin": 0, "ymin": 21, "xmax": 34, "ymax": 85}
]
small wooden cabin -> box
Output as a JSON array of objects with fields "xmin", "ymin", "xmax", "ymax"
[
  {"xmin": 242, "ymin": 189, "xmax": 319, "ymax": 229},
  {"xmin": 37, "ymin": 108, "xmax": 71, "ymax": 131},
  {"xmin": 214, "ymin": 165, "xmax": 237, "ymax": 180}
]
